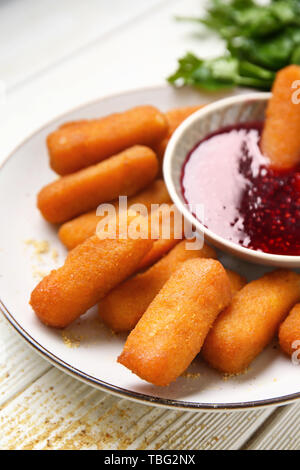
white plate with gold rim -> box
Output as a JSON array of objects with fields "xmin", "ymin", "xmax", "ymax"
[{"xmin": 0, "ymin": 85, "xmax": 299, "ymax": 411}]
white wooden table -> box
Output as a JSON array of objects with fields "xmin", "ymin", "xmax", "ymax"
[{"xmin": 0, "ymin": 0, "xmax": 299, "ymax": 450}]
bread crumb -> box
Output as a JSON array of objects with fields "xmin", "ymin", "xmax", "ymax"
[
  {"xmin": 223, "ymin": 370, "xmax": 247, "ymax": 381},
  {"xmin": 25, "ymin": 239, "xmax": 50, "ymax": 256},
  {"xmin": 25, "ymin": 239, "xmax": 59, "ymax": 279},
  {"xmin": 32, "ymin": 267, "xmax": 48, "ymax": 280},
  {"xmin": 61, "ymin": 331, "xmax": 81, "ymax": 349},
  {"xmin": 182, "ymin": 371, "xmax": 201, "ymax": 380},
  {"xmin": 52, "ymin": 249, "xmax": 58, "ymax": 261}
]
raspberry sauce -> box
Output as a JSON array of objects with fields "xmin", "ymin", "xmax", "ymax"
[{"xmin": 181, "ymin": 123, "xmax": 300, "ymax": 256}]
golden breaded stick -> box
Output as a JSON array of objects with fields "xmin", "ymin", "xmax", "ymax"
[
  {"xmin": 118, "ymin": 258, "xmax": 232, "ymax": 386},
  {"xmin": 85, "ymin": 202, "xmax": 183, "ymax": 272},
  {"xmin": 136, "ymin": 204, "xmax": 184, "ymax": 270},
  {"xmin": 94, "ymin": 201, "xmax": 183, "ymax": 261},
  {"xmin": 98, "ymin": 240, "xmax": 217, "ymax": 332},
  {"xmin": 138, "ymin": 238, "xmax": 180, "ymax": 271},
  {"xmin": 47, "ymin": 106, "xmax": 168, "ymax": 175},
  {"xmin": 202, "ymin": 270, "xmax": 300, "ymax": 374},
  {"xmin": 38, "ymin": 146, "xmax": 158, "ymax": 224},
  {"xmin": 30, "ymin": 232, "xmax": 153, "ymax": 328},
  {"xmin": 261, "ymin": 65, "xmax": 300, "ymax": 169},
  {"xmin": 226, "ymin": 269, "xmax": 247, "ymax": 295},
  {"xmin": 59, "ymin": 120, "xmax": 88, "ymax": 129},
  {"xmin": 58, "ymin": 180, "xmax": 170, "ymax": 250},
  {"xmin": 59, "ymin": 211, "xmax": 107, "ymax": 250},
  {"xmin": 154, "ymin": 105, "xmax": 204, "ymax": 164},
  {"xmin": 167, "ymin": 106, "xmax": 205, "ymax": 133},
  {"xmin": 279, "ymin": 304, "xmax": 300, "ymax": 357}
]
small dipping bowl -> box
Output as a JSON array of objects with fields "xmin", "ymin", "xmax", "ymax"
[{"xmin": 163, "ymin": 92, "xmax": 300, "ymax": 268}]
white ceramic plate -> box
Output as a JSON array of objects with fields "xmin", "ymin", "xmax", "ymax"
[{"xmin": 1, "ymin": 85, "xmax": 300, "ymax": 411}]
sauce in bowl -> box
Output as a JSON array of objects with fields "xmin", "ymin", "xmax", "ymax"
[{"xmin": 181, "ymin": 123, "xmax": 300, "ymax": 256}]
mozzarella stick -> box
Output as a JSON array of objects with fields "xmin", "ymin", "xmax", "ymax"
[
  {"xmin": 98, "ymin": 240, "xmax": 217, "ymax": 332},
  {"xmin": 226, "ymin": 269, "xmax": 247, "ymax": 295},
  {"xmin": 138, "ymin": 238, "xmax": 180, "ymax": 271},
  {"xmin": 166, "ymin": 106, "xmax": 205, "ymax": 132},
  {"xmin": 118, "ymin": 258, "xmax": 232, "ymax": 386},
  {"xmin": 58, "ymin": 180, "xmax": 171, "ymax": 250},
  {"xmin": 137, "ymin": 205, "xmax": 184, "ymax": 270},
  {"xmin": 154, "ymin": 105, "xmax": 204, "ymax": 164},
  {"xmin": 96, "ymin": 203, "xmax": 183, "ymax": 273},
  {"xmin": 30, "ymin": 233, "xmax": 153, "ymax": 328},
  {"xmin": 261, "ymin": 65, "xmax": 300, "ymax": 169},
  {"xmin": 59, "ymin": 211, "xmax": 108, "ymax": 250},
  {"xmin": 279, "ymin": 304, "xmax": 300, "ymax": 357},
  {"xmin": 47, "ymin": 106, "xmax": 168, "ymax": 175},
  {"xmin": 59, "ymin": 120, "xmax": 88, "ymax": 129},
  {"xmin": 38, "ymin": 146, "xmax": 158, "ymax": 224},
  {"xmin": 202, "ymin": 270, "xmax": 300, "ymax": 374}
]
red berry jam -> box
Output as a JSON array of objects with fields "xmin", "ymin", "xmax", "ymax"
[{"xmin": 181, "ymin": 123, "xmax": 300, "ymax": 256}]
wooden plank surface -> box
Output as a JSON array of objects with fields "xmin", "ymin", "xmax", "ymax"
[
  {"xmin": 0, "ymin": 315, "xmax": 51, "ymax": 409},
  {"xmin": 0, "ymin": 322, "xmax": 274, "ymax": 450},
  {"xmin": 245, "ymin": 405, "xmax": 300, "ymax": 450}
]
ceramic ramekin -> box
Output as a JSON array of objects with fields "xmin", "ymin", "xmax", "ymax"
[{"xmin": 163, "ymin": 92, "xmax": 300, "ymax": 268}]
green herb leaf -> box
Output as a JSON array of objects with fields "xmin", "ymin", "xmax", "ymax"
[
  {"xmin": 291, "ymin": 45, "xmax": 300, "ymax": 65},
  {"xmin": 167, "ymin": 53, "xmax": 274, "ymax": 91},
  {"xmin": 228, "ymin": 32, "xmax": 295, "ymax": 70},
  {"xmin": 168, "ymin": 0, "xmax": 300, "ymax": 92}
]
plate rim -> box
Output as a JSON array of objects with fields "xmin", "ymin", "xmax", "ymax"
[{"xmin": 1, "ymin": 84, "xmax": 300, "ymax": 412}]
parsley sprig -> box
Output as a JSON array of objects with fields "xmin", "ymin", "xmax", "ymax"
[{"xmin": 168, "ymin": 0, "xmax": 300, "ymax": 91}]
